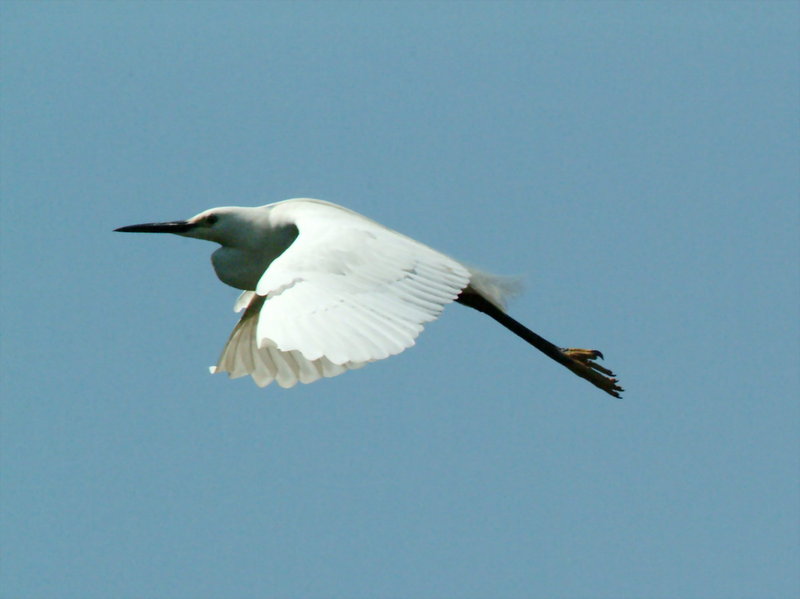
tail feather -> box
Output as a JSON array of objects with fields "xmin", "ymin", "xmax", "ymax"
[{"xmin": 465, "ymin": 267, "xmax": 522, "ymax": 311}]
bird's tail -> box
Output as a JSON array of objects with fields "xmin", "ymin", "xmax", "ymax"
[{"xmin": 464, "ymin": 267, "xmax": 523, "ymax": 312}]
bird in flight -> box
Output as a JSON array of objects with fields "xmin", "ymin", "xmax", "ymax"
[{"xmin": 116, "ymin": 199, "xmax": 622, "ymax": 397}]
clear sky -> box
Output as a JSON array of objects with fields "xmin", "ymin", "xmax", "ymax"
[{"xmin": 2, "ymin": 2, "xmax": 798, "ymax": 598}]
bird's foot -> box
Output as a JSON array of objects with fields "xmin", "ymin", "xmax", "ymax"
[{"xmin": 561, "ymin": 348, "xmax": 624, "ymax": 398}]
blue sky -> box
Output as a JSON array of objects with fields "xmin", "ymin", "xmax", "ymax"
[{"xmin": 1, "ymin": 2, "xmax": 798, "ymax": 598}]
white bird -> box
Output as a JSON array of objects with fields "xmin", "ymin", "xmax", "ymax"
[{"xmin": 116, "ymin": 198, "xmax": 622, "ymax": 397}]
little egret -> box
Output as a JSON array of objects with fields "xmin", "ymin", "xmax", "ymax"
[{"xmin": 116, "ymin": 198, "xmax": 622, "ymax": 397}]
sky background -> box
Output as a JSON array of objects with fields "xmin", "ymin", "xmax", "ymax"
[{"xmin": 1, "ymin": 2, "xmax": 798, "ymax": 598}]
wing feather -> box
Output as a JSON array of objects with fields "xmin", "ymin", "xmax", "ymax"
[
  {"xmin": 251, "ymin": 200, "xmax": 471, "ymax": 366},
  {"xmin": 211, "ymin": 292, "xmax": 368, "ymax": 388},
  {"xmin": 211, "ymin": 199, "xmax": 470, "ymax": 387}
]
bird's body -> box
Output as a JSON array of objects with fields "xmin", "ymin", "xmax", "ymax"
[{"xmin": 116, "ymin": 198, "xmax": 622, "ymax": 396}]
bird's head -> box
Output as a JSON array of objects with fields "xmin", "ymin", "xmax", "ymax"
[{"xmin": 115, "ymin": 207, "xmax": 267, "ymax": 247}]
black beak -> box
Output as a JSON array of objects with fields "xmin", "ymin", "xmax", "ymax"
[{"xmin": 114, "ymin": 221, "xmax": 195, "ymax": 234}]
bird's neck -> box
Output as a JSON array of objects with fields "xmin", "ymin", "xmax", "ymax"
[{"xmin": 210, "ymin": 224, "xmax": 298, "ymax": 290}]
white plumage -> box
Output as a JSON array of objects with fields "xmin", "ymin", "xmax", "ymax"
[
  {"xmin": 211, "ymin": 200, "xmax": 475, "ymax": 387},
  {"xmin": 116, "ymin": 198, "xmax": 622, "ymax": 396}
]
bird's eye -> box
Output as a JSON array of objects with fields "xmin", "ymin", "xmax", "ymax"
[{"xmin": 206, "ymin": 214, "xmax": 218, "ymax": 225}]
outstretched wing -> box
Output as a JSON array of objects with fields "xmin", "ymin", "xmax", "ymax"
[{"xmin": 211, "ymin": 200, "xmax": 471, "ymax": 388}]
